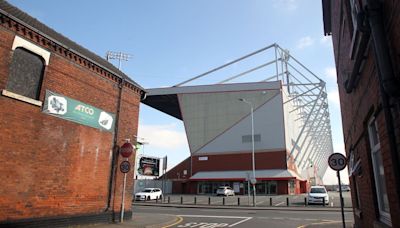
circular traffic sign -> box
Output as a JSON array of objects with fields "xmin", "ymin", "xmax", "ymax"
[
  {"xmin": 120, "ymin": 142, "xmax": 134, "ymax": 158},
  {"xmin": 120, "ymin": 161, "xmax": 131, "ymax": 173},
  {"xmin": 328, "ymin": 153, "xmax": 347, "ymax": 171}
]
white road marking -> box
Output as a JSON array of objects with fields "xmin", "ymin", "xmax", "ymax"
[
  {"xmin": 179, "ymin": 215, "xmax": 250, "ymax": 219},
  {"xmin": 228, "ymin": 217, "xmax": 252, "ymax": 227},
  {"xmin": 274, "ymin": 201, "xmax": 285, "ymax": 206},
  {"xmin": 178, "ymin": 215, "xmax": 253, "ymax": 227},
  {"xmin": 256, "ymin": 200, "xmax": 265, "ymax": 205}
]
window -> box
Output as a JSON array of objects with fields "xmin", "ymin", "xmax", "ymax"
[
  {"xmin": 7, "ymin": 47, "xmax": 45, "ymax": 100},
  {"xmin": 349, "ymin": 149, "xmax": 362, "ymax": 209},
  {"xmin": 2, "ymin": 36, "xmax": 50, "ymax": 106},
  {"xmin": 368, "ymin": 118, "xmax": 391, "ymax": 225}
]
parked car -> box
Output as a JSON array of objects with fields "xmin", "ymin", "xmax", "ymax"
[
  {"xmin": 307, "ymin": 186, "xmax": 329, "ymax": 205},
  {"xmin": 216, "ymin": 186, "xmax": 235, "ymax": 196},
  {"xmin": 134, "ymin": 188, "xmax": 163, "ymax": 201}
]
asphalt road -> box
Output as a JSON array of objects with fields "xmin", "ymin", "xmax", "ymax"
[{"xmin": 133, "ymin": 206, "xmax": 354, "ymax": 228}]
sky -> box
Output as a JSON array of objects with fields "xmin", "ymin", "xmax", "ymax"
[{"xmin": 8, "ymin": 0, "xmax": 348, "ymax": 184}]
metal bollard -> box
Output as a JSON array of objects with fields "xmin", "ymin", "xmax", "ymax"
[
  {"xmin": 180, "ymin": 196, "xmax": 183, "ymax": 204},
  {"xmin": 322, "ymin": 197, "xmax": 325, "ymax": 207},
  {"xmin": 194, "ymin": 197, "xmax": 197, "ymax": 205},
  {"xmin": 286, "ymin": 197, "xmax": 289, "ymax": 206},
  {"xmin": 270, "ymin": 197, "xmax": 272, "ymax": 206},
  {"xmin": 156, "ymin": 198, "xmax": 158, "ymax": 203},
  {"xmin": 208, "ymin": 197, "xmax": 211, "ymax": 205},
  {"xmin": 238, "ymin": 197, "xmax": 240, "ymax": 206},
  {"xmin": 304, "ymin": 197, "xmax": 307, "ymax": 206},
  {"xmin": 168, "ymin": 196, "xmax": 170, "ymax": 204},
  {"xmin": 223, "ymin": 197, "xmax": 225, "ymax": 205}
]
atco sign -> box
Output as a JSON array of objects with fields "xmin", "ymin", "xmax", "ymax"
[{"xmin": 328, "ymin": 153, "xmax": 347, "ymax": 171}]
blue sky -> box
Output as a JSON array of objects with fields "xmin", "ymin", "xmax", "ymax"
[{"xmin": 9, "ymin": 0, "xmax": 347, "ymax": 184}]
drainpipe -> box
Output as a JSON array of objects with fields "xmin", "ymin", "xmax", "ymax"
[
  {"xmin": 106, "ymin": 78, "xmax": 125, "ymax": 212},
  {"xmin": 366, "ymin": 0, "xmax": 400, "ymax": 205},
  {"xmin": 366, "ymin": 0, "xmax": 400, "ymax": 97}
]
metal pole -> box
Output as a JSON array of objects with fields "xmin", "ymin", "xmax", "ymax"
[
  {"xmin": 247, "ymin": 180, "xmax": 250, "ymax": 205},
  {"xmin": 337, "ymin": 171, "xmax": 346, "ymax": 228},
  {"xmin": 120, "ymin": 171, "xmax": 127, "ymax": 222},
  {"xmin": 251, "ymin": 105, "xmax": 256, "ymax": 207}
]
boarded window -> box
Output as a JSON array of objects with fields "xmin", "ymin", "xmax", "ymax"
[
  {"xmin": 242, "ymin": 134, "xmax": 261, "ymax": 143},
  {"xmin": 7, "ymin": 47, "xmax": 45, "ymax": 100}
]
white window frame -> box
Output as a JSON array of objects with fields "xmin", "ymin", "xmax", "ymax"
[
  {"xmin": 368, "ymin": 117, "xmax": 391, "ymax": 226},
  {"xmin": 2, "ymin": 36, "xmax": 51, "ymax": 106}
]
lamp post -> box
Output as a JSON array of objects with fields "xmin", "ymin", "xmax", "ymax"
[{"xmin": 239, "ymin": 98, "xmax": 256, "ymax": 207}]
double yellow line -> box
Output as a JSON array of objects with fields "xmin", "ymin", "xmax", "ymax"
[{"xmin": 162, "ymin": 215, "xmax": 183, "ymax": 228}]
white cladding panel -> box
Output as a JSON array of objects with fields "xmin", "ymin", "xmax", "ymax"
[
  {"xmin": 195, "ymin": 92, "xmax": 285, "ymax": 154},
  {"xmin": 180, "ymin": 89, "xmax": 282, "ymax": 153}
]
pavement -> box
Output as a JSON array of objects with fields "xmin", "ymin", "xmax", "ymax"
[{"xmin": 82, "ymin": 203, "xmax": 353, "ymax": 228}]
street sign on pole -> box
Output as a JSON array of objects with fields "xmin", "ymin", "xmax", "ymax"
[
  {"xmin": 120, "ymin": 161, "xmax": 131, "ymax": 173},
  {"xmin": 328, "ymin": 153, "xmax": 347, "ymax": 228},
  {"xmin": 119, "ymin": 160, "xmax": 130, "ymax": 223},
  {"xmin": 328, "ymin": 153, "xmax": 347, "ymax": 171}
]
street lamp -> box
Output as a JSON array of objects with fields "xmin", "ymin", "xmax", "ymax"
[{"xmin": 239, "ymin": 98, "xmax": 256, "ymax": 207}]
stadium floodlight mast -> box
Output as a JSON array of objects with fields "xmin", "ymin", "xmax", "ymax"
[
  {"xmin": 106, "ymin": 51, "xmax": 132, "ymax": 70},
  {"xmin": 238, "ymin": 98, "xmax": 256, "ymax": 207}
]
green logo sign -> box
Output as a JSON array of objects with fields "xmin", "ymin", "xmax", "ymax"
[{"xmin": 43, "ymin": 90, "xmax": 115, "ymax": 132}]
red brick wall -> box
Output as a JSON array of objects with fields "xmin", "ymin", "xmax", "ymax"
[
  {"xmin": 277, "ymin": 181, "xmax": 288, "ymax": 195},
  {"xmin": 329, "ymin": 1, "xmax": 400, "ymax": 227},
  {"xmin": 192, "ymin": 151, "xmax": 287, "ymax": 173},
  {"xmin": 0, "ymin": 24, "xmax": 141, "ymax": 222},
  {"xmin": 165, "ymin": 157, "xmax": 191, "ymax": 180}
]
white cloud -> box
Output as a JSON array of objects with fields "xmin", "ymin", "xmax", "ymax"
[
  {"xmin": 138, "ymin": 124, "xmax": 187, "ymax": 150},
  {"xmin": 297, "ymin": 36, "xmax": 314, "ymax": 49},
  {"xmin": 325, "ymin": 67, "xmax": 337, "ymax": 80},
  {"xmin": 328, "ymin": 90, "xmax": 340, "ymax": 107},
  {"xmin": 273, "ymin": 0, "xmax": 298, "ymax": 11}
]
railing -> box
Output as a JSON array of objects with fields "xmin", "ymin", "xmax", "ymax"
[{"xmin": 133, "ymin": 193, "xmax": 353, "ymax": 208}]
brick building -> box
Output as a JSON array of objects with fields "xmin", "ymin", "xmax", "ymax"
[
  {"xmin": 322, "ymin": 0, "xmax": 400, "ymax": 227},
  {"xmin": 0, "ymin": 1, "xmax": 144, "ymax": 226}
]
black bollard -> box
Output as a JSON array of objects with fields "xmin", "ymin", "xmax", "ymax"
[
  {"xmin": 270, "ymin": 197, "xmax": 272, "ymax": 206},
  {"xmin": 286, "ymin": 197, "xmax": 289, "ymax": 206},
  {"xmin": 168, "ymin": 196, "xmax": 170, "ymax": 204},
  {"xmin": 208, "ymin": 197, "xmax": 211, "ymax": 205},
  {"xmin": 180, "ymin": 196, "xmax": 183, "ymax": 204},
  {"xmin": 304, "ymin": 197, "xmax": 307, "ymax": 206},
  {"xmin": 238, "ymin": 197, "xmax": 240, "ymax": 206},
  {"xmin": 223, "ymin": 197, "xmax": 225, "ymax": 205},
  {"xmin": 194, "ymin": 197, "xmax": 197, "ymax": 205}
]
